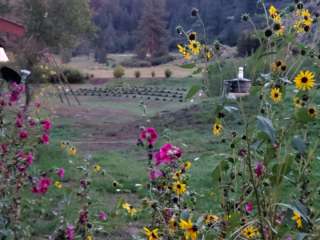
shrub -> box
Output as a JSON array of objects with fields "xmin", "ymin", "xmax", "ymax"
[
  {"xmin": 62, "ymin": 68, "xmax": 85, "ymax": 84},
  {"xmin": 151, "ymin": 71, "xmax": 156, "ymax": 78},
  {"xmin": 149, "ymin": 55, "xmax": 176, "ymax": 66},
  {"xmin": 113, "ymin": 65, "xmax": 125, "ymax": 78},
  {"xmin": 134, "ymin": 70, "xmax": 141, "ymax": 78},
  {"xmin": 164, "ymin": 68, "xmax": 172, "ymax": 78},
  {"xmin": 121, "ymin": 58, "xmax": 152, "ymax": 67}
]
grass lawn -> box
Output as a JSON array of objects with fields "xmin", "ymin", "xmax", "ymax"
[{"xmin": 28, "ymin": 76, "xmax": 320, "ymax": 239}]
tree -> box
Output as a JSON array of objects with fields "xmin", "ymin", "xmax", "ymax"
[
  {"xmin": 135, "ymin": 0, "xmax": 169, "ymax": 59},
  {"xmin": 21, "ymin": 0, "xmax": 93, "ymax": 66}
]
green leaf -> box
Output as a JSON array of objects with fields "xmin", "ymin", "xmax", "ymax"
[
  {"xmin": 212, "ymin": 159, "xmax": 228, "ymax": 182},
  {"xmin": 192, "ymin": 67, "xmax": 203, "ymax": 75},
  {"xmin": 256, "ymin": 116, "xmax": 276, "ymax": 144},
  {"xmin": 185, "ymin": 85, "xmax": 202, "ymax": 100},
  {"xmin": 179, "ymin": 63, "xmax": 196, "ymax": 69},
  {"xmin": 295, "ymin": 108, "xmax": 309, "ymax": 123},
  {"xmin": 292, "ymin": 135, "xmax": 306, "ymax": 154}
]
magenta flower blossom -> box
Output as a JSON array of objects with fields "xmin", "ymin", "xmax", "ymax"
[
  {"xmin": 15, "ymin": 117, "xmax": 23, "ymax": 128},
  {"xmin": 19, "ymin": 130, "xmax": 29, "ymax": 140},
  {"xmin": 28, "ymin": 118, "xmax": 36, "ymax": 127},
  {"xmin": 99, "ymin": 211, "xmax": 108, "ymax": 221},
  {"xmin": 148, "ymin": 169, "xmax": 164, "ymax": 181},
  {"xmin": 154, "ymin": 143, "xmax": 182, "ymax": 165},
  {"xmin": 41, "ymin": 119, "xmax": 52, "ymax": 132},
  {"xmin": 245, "ymin": 202, "xmax": 253, "ymax": 214},
  {"xmin": 25, "ymin": 152, "xmax": 34, "ymax": 165},
  {"xmin": 139, "ymin": 127, "xmax": 158, "ymax": 145},
  {"xmin": 1, "ymin": 144, "xmax": 8, "ymax": 155},
  {"xmin": 57, "ymin": 168, "xmax": 65, "ymax": 179},
  {"xmin": 255, "ymin": 162, "xmax": 265, "ymax": 178},
  {"xmin": 32, "ymin": 177, "xmax": 52, "ymax": 195},
  {"xmin": 65, "ymin": 224, "xmax": 75, "ymax": 240},
  {"xmin": 40, "ymin": 133, "xmax": 50, "ymax": 144}
]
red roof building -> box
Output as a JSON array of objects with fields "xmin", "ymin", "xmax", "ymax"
[{"xmin": 0, "ymin": 17, "xmax": 25, "ymax": 37}]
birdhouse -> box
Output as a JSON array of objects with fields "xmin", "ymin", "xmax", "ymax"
[
  {"xmin": 0, "ymin": 47, "xmax": 9, "ymax": 62},
  {"xmin": 224, "ymin": 67, "xmax": 252, "ymax": 96}
]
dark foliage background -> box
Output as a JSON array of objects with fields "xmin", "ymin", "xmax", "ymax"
[{"xmin": 89, "ymin": 0, "xmax": 291, "ymax": 54}]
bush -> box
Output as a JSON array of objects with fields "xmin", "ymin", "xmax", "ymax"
[
  {"xmin": 164, "ymin": 68, "xmax": 172, "ymax": 78},
  {"xmin": 134, "ymin": 70, "xmax": 141, "ymax": 78},
  {"xmin": 62, "ymin": 68, "xmax": 86, "ymax": 84},
  {"xmin": 149, "ymin": 55, "xmax": 176, "ymax": 66},
  {"xmin": 113, "ymin": 65, "xmax": 125, "ymax": 78},
  {"xmin": 121, "ymin": 58, "xmax": 152, "ymax": 67},
  {"xmin": 151, "ymin": 71, "xmax": 156, "ymax": 78}
]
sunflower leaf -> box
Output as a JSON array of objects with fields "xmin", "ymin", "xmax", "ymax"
[
  {"xmin": 256, "ymin": 116, "xmax": 276, "ymax": 144},
  {"xmin": 185, "ymin": 85, "xmax": 202, "ymax": 100},
  {"xmin": 292, "ymin": 135, "xmax": 306, "ymax": 154}
]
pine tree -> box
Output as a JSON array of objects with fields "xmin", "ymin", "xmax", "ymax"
[{"xmin": 135, "ymin": 0, "xmax": 169, "ymax": 59}]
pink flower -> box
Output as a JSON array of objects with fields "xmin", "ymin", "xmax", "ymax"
[
  {"xmin": 154, "ymin": 143, "xmax": 182, "ymax": 165},
  {"xmin": 19, "ymin": 130, "xmax": 28, "ymax": 140},
  {"xmin": 34, "ymin": 101, "xmax": 41, "ymax": 109},
  {"xmin": 25, "ymin": 152, "xmax": 34, "ymax": 165},
  {"xmin": 28, "ymin": 118, "xmax": 36, "ymax": 127},
  {"xmin": 65, "ymin": 224, "xmax": 75, "ymax": 240},
  {"xmin": 57, "ymin": 168, "xmax": 65, "ymax": 179},
  {"xmin": 40, "ymin": 133, "xmax": 50, "ymax": 144},
  {"xmin": 15, "ymin": 117, "xmax": 23, "ymax": 128},
  {"xmin": 41, "ymin": 119, "xmax": 52, "ymax": 132},
  {"xmin": 99, "ymin": 211, "xmax": 108, "ymax": 221},
  {"xmin": 148, "ymin": 169, "xmax": 164, "ymax": 181},
  {"xmin": 255, "ymin": 162, "xmax": 265, "ymax": 178},
  {"xmin": 245, "ymin": 202, "xmax": 253, "ymax": 214},
  {"xmin": 1, "ymin": 144, "xmax": 8, "ymax": 155},
  {"xmin": 140, "ymin": 127, "xmax": 158, "ymax": 145},
  {"xmin": 32, "ymin": 177, "xmax": 52, "ymax": 195}
]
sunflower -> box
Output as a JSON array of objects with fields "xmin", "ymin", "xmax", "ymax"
[
  {"xmin": 172, "ymin": 181, "xmax": 186, "ymax": 195},
  {"xmin": 172, "ymin": 170, "xmax": 183, "ymax": 180},
  {"xmin": 270, "ymin": 88, "xmax": 282, "ymax": 103},
  {"xmin": 179, "ymin": 219, "xmax": 198, "ymax": 240},
  {"xmin": 299, "ymin": 9, "xmax": 313, "ymax": 26},
  {"xmin": 292, "ymin": 211, "xmax": 303, "ymax": 229},
  {"xmin": 86, "ymin": 235, "xmax": 93, "ymax": 240},
  {"xmin": 122, "ymin": 202, "xmax": 137, "ymax": 216},
  {"xmin": 212, "ymin": 122, "xmax": 223, "ymax": 136},
  {"xmin": 308, "ymin": 107, "xmax": 317, "ymax": 118},
  {"xmin": 54, "ymin": 181, "xmax": 63, "ymax": 189},
  {"xmin": 294, "ymin": 70, "xmax": 315, "ymax": 91},
  {"xmin": 68, "ymin": 146, "xmax": 77, "ymax": 156},
  {"xmin": 144, "ymin": 227, "xmax": 159, "ymax": 240},
  {"xmin": 204, "ymin": 214, "xmax": 219, "ymax": 226},
  {"xmin": 169, "ymin": 217, "xmax": 178, "ymax": 235},
  {"xmin": 241, "ymin": 225, "xmax": 259, "ymax": 239},
  {"xmin": 183, "ymin": 161, "xmax": 192, "ymax": 170},
  {"xmin": 188, "ymin": 40, "xmax": 201, "ymax": 55},
  {"xmin": 293, "ymin": 97, "xmax": 303, "ymax": 108},
  {"xmin": 269, "ymin": 5, "xmax": 279, "ymax": 19},
  {"xmin": 177, "ymin": 44, "xmax": 191, "ymax": 60},
  {"xmin": 272, "ymin": 60, "xmax": 283, "ymax": 72},
  {"xmin": 188, "ymin": 32, "xmax": 197, "ymax": 41},
  {"xmin": 94, "ymin": 164, "xmax": 102, "ymax": 173}
]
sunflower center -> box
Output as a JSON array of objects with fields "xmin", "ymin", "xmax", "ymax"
[
  {"xmin": 309, "ymin": 109, "xmax": 315, "ymax": 114},
  {"xmin": 151, "ymin": 233, "xmax": 157, "ymax": 238},
  {"xmin": 274, "ymin": 93, "xmax": 279, "ymax": 97},
  {"xmin": 193, "ymin": 43, "xmax": 197, "ymax": 48},
  {"xmin": 301, "ymin": 77, "xmax": 308, "ymax": 83},
  {"xmin": 192, "ymin": 225, "xmax": 198, "ymax": 232},
  {"xmin": 177, "ymin": 184, "xmax": 181, "ymax": 189}
]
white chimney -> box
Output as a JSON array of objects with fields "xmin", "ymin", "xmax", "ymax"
[
  {"xmin": 238, "ymin": 67, "xmax": 244, "ymax": 79},
  {"xmin": 0, "ymin": 47, "xmax": 9, "ymax": 62}
]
